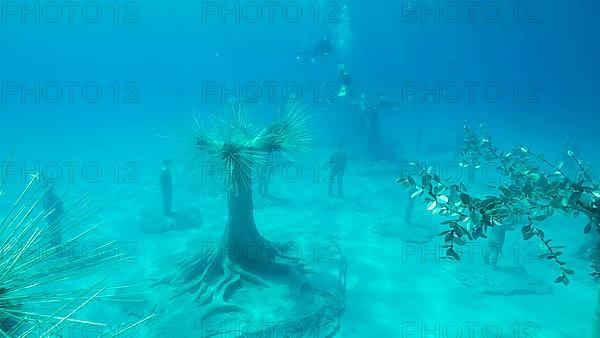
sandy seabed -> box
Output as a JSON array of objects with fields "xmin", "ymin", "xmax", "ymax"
[{"xmin": 20, "ymin": 149, "xmax": 597, "ymax": 338}]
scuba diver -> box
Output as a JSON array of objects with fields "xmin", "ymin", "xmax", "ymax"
[
  {"xmin": 297, "ymin": 36, "xmax": 333, "ymax": 63},
  {"xmin": 337, "ymin": 64, "xmax": 353, "ymax": 98},
  {"xmin": 328, "ymin": 142, "xmax": 347, "ymax": 198}
]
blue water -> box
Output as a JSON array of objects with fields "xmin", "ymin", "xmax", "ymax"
[{"xmin": 1, "ymin": 0, "xmax": 599, "ymax": 337}]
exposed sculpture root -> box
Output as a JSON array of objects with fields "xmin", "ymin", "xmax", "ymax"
[
  {"xmin": 164, "ymin": 187, "xmax": 345, "ymax": 329},
  {"xmin": 196, "ymin": 251, "xmax": 300, "ymax": 294},
  {"xmin": 160, "ymin": 238, "xmax": 347, "ymax": 338},
  {"xmin": 230, "ymin": 264, "xmax": 269, "ymax": 288},
  {"xmin": 169, "ymin": 239, "xmax": 313, "ymax": 320}
]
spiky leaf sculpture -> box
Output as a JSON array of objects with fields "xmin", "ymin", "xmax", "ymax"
[
  {"xmin": 178, "ymin": 103, "xmax": 311, "ymax": 299},
  {"xmin": 167, "ymin": 103, "xmax": 346, "ymax": 333},
  {"xmin": 0, "ymin": 175, "xmax": 154, "ymax": 337}
]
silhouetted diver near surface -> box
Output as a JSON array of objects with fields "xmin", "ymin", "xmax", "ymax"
[
  {"xmin": 160, "ymin": 159, "xmax": 173, "ymax": 217},
  {"xmin": 297, "ymin": 36, "xmax": 333, "ymax": 63}
]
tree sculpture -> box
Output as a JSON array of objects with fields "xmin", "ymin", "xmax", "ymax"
[
  {"xmin": 397, "ymin": 124, "xmax": 600, "ymax": 336},
  {"xmin": 168, "ymin": 104, "xmax": 346, "ymax": 336},
  {"xmin": 355, "ymin": 94, "xmax": 400, "ymax": 160}
]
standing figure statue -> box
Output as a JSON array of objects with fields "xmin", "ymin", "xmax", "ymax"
[
  {"xmin": 328, "ymin": 142, "xmax": 347, "ymax": 198},
  {"xmin": 160, "ymin": 159, "xmax": 173, "ymax": 217},
  {"xmin": 42, "ymin": 180, "xmax": 64, "ymax": 245}
]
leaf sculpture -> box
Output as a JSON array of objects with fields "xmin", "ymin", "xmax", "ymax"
[
  {"xmin": 397, "ymin": 124, "xmax": 600, "ymax": 285},
  {"xmin": 0, "ymin": 172, "xmax": 155, "ymax": 337}
]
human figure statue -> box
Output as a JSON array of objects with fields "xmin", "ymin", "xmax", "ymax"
[
  {"xmin": 160, "ymin": 159, "xmax": 173, "ymax": 217},
  {"xmin": 328, "ymin": 142, "xmax": 347, "ymax": 198},
  {"xmin": 42, "ymin": 181, "xmax": 64, "ymax": 244}
]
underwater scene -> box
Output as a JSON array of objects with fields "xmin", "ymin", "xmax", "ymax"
[{"xmin": 1, "ymin": 0, "xmax": 600, "ymax": 337}]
